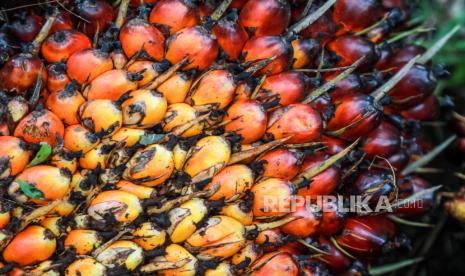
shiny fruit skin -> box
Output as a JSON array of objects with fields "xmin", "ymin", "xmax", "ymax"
[{"xmin": 3, "ymin": 225, "xmax": 56, "ymax": 266}]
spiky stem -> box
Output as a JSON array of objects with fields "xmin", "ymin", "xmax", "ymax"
[
  {"xmin": 31, "ymin": 13, "xmax": 57, "ymax": 55},
  {"xmin": 370, "ymin": 56, "xmax": 420, "ymax": 102},
  {"xmin": 210, "ymin": 0, "xmax": 233, "ymax": 22},
  {"xmin": 302, "ymin": 57, "xmax": 365, "ymax": 104},
  {"xmin": 228, "ymin": 137, "xmax": 292, "ymax": 165},
  {"xmin": 292, "ymin": 139, "xmax": 359, "ymax": 184},
  {"xmin": 115, "ymin": 0, "xmax": 130, "ymax": 29},
  {"xmin": 418, "ymin": 25, "xmax": 461, "ymax": 64},
  {"xmin": 401, "ymin": 135, "xmax": 456, "ymax": 175},
  {"xmin": 245, "ymin": 216, "xmax": 301, "ymax": 232},
  {"xmin": 287, "ymin": 0, "xmax": 337, "ymax": 36}
]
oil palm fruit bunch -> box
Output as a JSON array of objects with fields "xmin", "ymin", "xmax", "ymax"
[{"xmin": 0, "ymin": 0, "xmax": 460, "ymax": 275}]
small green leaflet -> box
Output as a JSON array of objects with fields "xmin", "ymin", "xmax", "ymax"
[
  {"xmin": 139, "ymin": 134, "xmax": 164, "ymax": 146},
  {"xmin": 17, "ymin": 179, "xmax": 44, "ymax": 199},
  {"xmin": 27, "ymin": 142, "xmax": 52, "ymax": 168}
]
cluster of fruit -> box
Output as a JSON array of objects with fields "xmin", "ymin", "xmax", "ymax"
[{"xmin": 0, "ymin": 0, "xmax": 458, "ymax": 275}]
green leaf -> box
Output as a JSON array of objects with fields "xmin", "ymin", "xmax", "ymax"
[
  {"xmin": 17, "ymin": 179, "xmax": 44, "ymax": 200},
  {"xmin": 27, "ymin": 143, "xmax": 52, "ymax": 168},
  {"xmin": 139, "ymin": 134, "xmax": 164, "ymax": 146},
  {"xmin": 369, "ymin": 258, "xmax": 424, "ymax": 275}
]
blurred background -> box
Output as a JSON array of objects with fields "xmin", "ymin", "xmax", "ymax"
[{"xmin": 416, "ymin": 0, "xmax": 465, "ymax": 97}]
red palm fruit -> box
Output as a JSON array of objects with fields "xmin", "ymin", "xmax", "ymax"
[
  {"xmin": 395, "ymin": 176, "xmax": 434, "ymax": 216},
  {"xmin": 203, "ymin": 164, "xmax": 254, "ymax": 202},
  {"xmin": 280, "ymin": 204, "xmax": 321, "ymax": 238},
  {"xmin": 232, "ymin": 0, "xmax": 248, "ymax": 8},
  {"xmin": 88, "ymin": 190, "xmax": 143, "ymax": 224},
  {"xmin": 9, "ymin": 165, "xmax": 71, "ymax": 204},
  {"xmin": 327, "ymin": 35, "xmax": 379, "ymax": 72},
  {"xmin": 65, "ymin": 257, "xmax": 107, "ymax": 275},
  {"xmin": 50, "ymin": 11, "xmax": 74, "ymax": 34},
  {"xmin": 127, "ymin": 61, "xmax": 165, "ymax": 87},
  {"xmin": 221, "ymin": 200, "xmax": 254, "ymax": 226},
  {"xmin": 374, "ymin": 44, "xmax": 392, "ymax": 70},
  {"xmin": 66, "ymin": 48, "xmax": 113, "ymax": 84},
  {"xmin": 380, "ymin": 149, "xmax": 409, "ymax": 171},
  {"xmin": 251, "ymin": 178, "xmax": 294, "ymax": 219},
  {"xmin": 242, "ymin": 36, "xmax": 293, "ymax": 75},
  {"xmin": 157, "ymin": 71, "xmax": 194, "ymax": 104},
  {"xmin": 336, "ymin": 215, "xmax": 401, "ymax": 258},
  {"xmin": 165, "ymin": 26, "xmax": 219, "ymax": 70},
  {"xmin": 75, "ymin": 0, "xmax": 115, "ymax": 36},
  {"xmin": 0, "ymin": 136, "xmax": 32, "ymax": 179},
  {"xmin": 317, "ymin": 198, "xmax": 346, "ymax": 235},
  {"xmin": 120, "ymin": 18, "xmax": 165, "ymax": 61},
  {"xmin": 317, "ymin": 236, "xmax": 351, "ymax": 273},
  {"xmin": 78, "ymin": 99, "xmax": 123, "ymax": 137},
  {"xmin": 223, "ymin": 99, "xmax": 268, "ymax": 144},
  {"xmin": 361, "ymin": 121, "xmax": 401, "ymax": 159},
  {"xmin": 163, "ymin": 103, "xmax": 203, "ymax": 137},
  {"xmin": 250, "ymin": 252, "xmax": 299, "ymax": 276},
  {"xmin": 41, "ymin": 30, "xmax": 92, "ymax": 63},
  {"xmin": 326, "ymin": 94, "xmax": 382, "ymax": 141},
  {"xmin": 149, "ymin": 0, "xmax": 199, "ymax": 35},
  {"xmin": 257, "ymin": 71, "xmax": 310, "ymax": 106},
  {"xmin": 185, "ymin": 215, "xmax": 247, "ymax": 260},
  {"xmin": 123, "ymin": 144, "xmax": 174, "ymax": 186},
  {"xmin": 278, "ymin": 241, "xmax": 305, "ymax": 255},
  {"xmin": 266, "ymin": 104, "xmax": 323, "ymax": 144},
  {"xmin": 291, "ymin": 38, "xmax": 318, "ymax": 69},
  {"xmin": 301, "ymin": 13, "xmax": 337, "ymax": 45},
  {"xmin": 121, "ymin": 89, "xmax": 168, "ymax": 128},
  {"xmin": 3, "ymin": 225, "xmax": 56, "ymax": 266},
  {"xmin": 354, "ymin": 169, "xmax": 397, "ymax": 207},
  {"xmin": 401, "ymin": 95, "xmax": 438, "ymax": 121},
  {"xmin": 64, "ymin": 124, "xmax": 99, "ymax": 153},
  {"xmin": 212, "ymin": 11, "xmax": 249, "ymax": 61},
  {"xmin": 324, "ymin": 73, "xmax": 362, "ymax": 101},
  {"xmin": 0, "ymin": 123, "xmax": 9, "ymax": 136},
  {"xmin": 239, "ymin": 0, "xmax": 291, "ymax": 36},
  {"xmin": 231, "ymin": 241, "xmax": 263, "ymax": 271},
  {"xmin": 235, "ymin": 81, "xmax": 253, "ymax": 100},
  {"xmin": 387, "ymin": 64, "xmax": 437, "ymax": 110},
  {"xmin": 187, "ymin": 69, "xmax": 236, "ymax": 108},
  {"xmin": 116, "ymin": 180, "xmax": 156, "ymax": 200},
  {"xmin": 297, "ymin": 152, "xmax": 341, "ymax": 198},
  {"xmin": 9, "ymin": 11, "xmax": 44, "ymax": 42},
  {"xmin": 46, "ymin": 62, "xmax": 70, "ymax": 93},
  {"xmin": 258, "ymin": 148, "xmax": 304, "ymax": 180},
  {"xmin": 46, "ymin": 81, "xmax": 86, "ymax": 125},
  {"xmin": 255, "ymin": 228, "xmax": 285, "ymax": 252},
  {"xmin": 64, "ymin": 230, "xmax": 102, "ymax": 255},
  {"xmin": 386, "ymin": 44, "xmax": 427, "ymax": 68},
  {"xmin": 309, "ymin": 93, "xmax": 334, "ymax": 121},
  {"xmin": 0, "ymin": 54, "xmax": 47, "ymax": 93},
  {"xmin": 84, "ymin": 69, "xmax": 140, "ymax": 100},
  {"xmin": 321, "ymin": 135, "xmax": 347, "ymax": 155},
  {"xmin": 14, "ymin": 109, "xmax": 64, "ymax": 147},
  {"xmin": 333, "ymin": 0, "xmax": 383, "ymax": 33}
]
